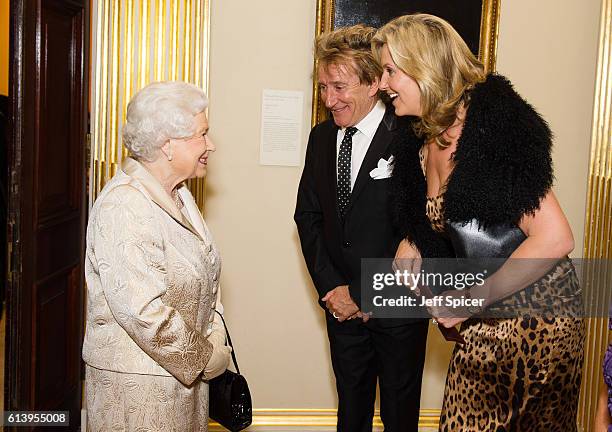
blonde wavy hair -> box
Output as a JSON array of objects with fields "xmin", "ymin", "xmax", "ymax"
[
  {"xmin": 372, "ymin": 14, "xmax": 485, "ymax": 147},
  {"xmin": 315, "ymin": 24, "xmax": 382, "ymax": 86}
]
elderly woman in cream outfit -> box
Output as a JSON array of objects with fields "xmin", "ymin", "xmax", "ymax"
[{"xmin": 83, "ymin": 81, "xmax": 231, "ymax": 431}]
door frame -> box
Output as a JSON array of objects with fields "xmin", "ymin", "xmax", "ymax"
[{"xmin": 5, "ymin": 0, "xmax": 89, "ymax": 424}]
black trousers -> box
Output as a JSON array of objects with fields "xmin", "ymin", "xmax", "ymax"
[{"xmin": 326, "ymin": 317, "xmax": 429, "ymax": 432}]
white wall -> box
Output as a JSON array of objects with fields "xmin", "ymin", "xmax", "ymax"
[
  {"xmin": 205, "ymin": 0, "xmax": 602, "ymax": 411},
  {"xmin": 206, "ymin": 0, "xmax": 336, "ymax": 408}
]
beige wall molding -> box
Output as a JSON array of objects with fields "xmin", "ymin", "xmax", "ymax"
[
  {"xmin": 578, "ymin": 0, "xmax": 612, "ymax": 430},
  {"xmin": 209, "ymin": 409, "xmax": 440, "ymax": 431}
]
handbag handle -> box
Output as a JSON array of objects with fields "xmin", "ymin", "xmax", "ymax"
[{"xmin": 214, "ymin": 310, "xmax": 241, "ymax": 374}]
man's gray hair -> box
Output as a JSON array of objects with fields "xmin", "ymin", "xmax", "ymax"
[{"xmin": 122, "ymin": 81, "xmax": 208, "ymax": 161}]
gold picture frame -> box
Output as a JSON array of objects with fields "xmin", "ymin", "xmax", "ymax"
[{"xmin": 311, "ymin": 0, "xmax": 501, "ymax": 126}]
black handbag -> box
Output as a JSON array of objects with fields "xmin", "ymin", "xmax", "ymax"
[
  {"xmin": 209, "ymin": 311, "xmax": 252, "ymax": 432},
  {"xmin": 446, "ymin": 219, "xmax": 526, "ymax": 260},
  {"xmin": 423, "ymin": 219, "xmax": 526, "ymax": 344}
]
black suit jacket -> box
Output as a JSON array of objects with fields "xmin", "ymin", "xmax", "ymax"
[{"xmin": 295, "ymin": 106, "xmax": 402, "ymax": 309}]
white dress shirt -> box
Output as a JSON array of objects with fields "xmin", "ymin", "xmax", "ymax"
[{"xmin": 336, "ymin": 100, "xmax": 386, "ymax": 190}]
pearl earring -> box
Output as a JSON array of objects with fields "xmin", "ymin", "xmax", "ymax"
[{"xmin": 167, "ymin": 153, "xmax": 173, "ymax": 161}]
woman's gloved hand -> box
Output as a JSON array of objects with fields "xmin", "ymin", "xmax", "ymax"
[{"xmin": 202, "ymin": 329, "xmax": 231, "ymax": 380}]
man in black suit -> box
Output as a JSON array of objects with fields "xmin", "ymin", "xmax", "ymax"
[{"xmin": 294, "ymin": 25, "xmax": 428, "ymax": 432}]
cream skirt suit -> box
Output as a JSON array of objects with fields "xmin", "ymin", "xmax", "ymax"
[{"xmin": 83, "ymin": 157, "xmax": 223, "ymax": 431}]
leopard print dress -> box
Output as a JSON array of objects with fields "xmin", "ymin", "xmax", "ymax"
[{"xmin": 420, "ymin": 146, "xmax": 585, "ymax": 432}]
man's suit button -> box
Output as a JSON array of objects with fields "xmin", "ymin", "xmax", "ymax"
[{"xmin": 343, "ymin": 241, "xmax": 351, "ymax": 248}]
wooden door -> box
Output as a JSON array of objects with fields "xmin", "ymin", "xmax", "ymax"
[{"xmin": 6, "ymin": 0, "xmax": 88, "ymax": 429}]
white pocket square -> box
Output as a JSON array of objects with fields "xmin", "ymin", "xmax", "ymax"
[{"xmin": 369, "ymin": 155, "xmax": 394, "ymax": 179}]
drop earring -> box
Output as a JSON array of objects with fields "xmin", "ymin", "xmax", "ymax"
[{"xmin": 166, "ymin": 142, "xmax": 173, "ymax": 161}]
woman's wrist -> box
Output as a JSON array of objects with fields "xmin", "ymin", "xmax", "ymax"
[
  {"xmin": 464, "ymin": 287, "xmax": 484, "ymax": 315},
  {"xmin": 468, "ymin": 281, "xmax": 492, "ymax": 309}
]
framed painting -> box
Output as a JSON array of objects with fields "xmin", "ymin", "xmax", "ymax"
[{"xmin": 311, "ymin": 0, "xmax": 501, "ymax": 125}]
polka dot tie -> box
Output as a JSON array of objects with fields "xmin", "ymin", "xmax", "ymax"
[{"xmin": 337, "ymin": 127, "xmax": 357, "ymax": 218}]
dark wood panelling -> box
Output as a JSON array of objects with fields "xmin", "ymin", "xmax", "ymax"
[
  {"xmin": 36, "ymin": 217, "xmax": 79, "ymax": 278},
  {"xmin": 38, "ymin": 4, "xmax": 80, "ymax": 218},
  {"xmin": 35, "ymin": 273, "xmax": 69, "ymax": 406},
  {"xmin": 7, "ymin": 0, "xmax": 88, "ymax": 429},
  {"xmin": 34, "ymin": 267, "xmax": 81, "ymax": 411}
]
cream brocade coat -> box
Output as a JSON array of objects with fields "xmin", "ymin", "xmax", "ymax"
[{"xmin": 83, "ymin": 158, "xmax": 221, "ymax": 431}]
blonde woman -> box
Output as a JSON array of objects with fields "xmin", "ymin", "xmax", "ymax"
[
  {"xmin": 83, "ymin": 81, "xmax": 231, "ymax": 431},
  {"xmin": 373, "ymin": 14, "xmax": 584, "ymax": 431}
]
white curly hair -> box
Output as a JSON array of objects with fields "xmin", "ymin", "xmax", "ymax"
[{"xmin": 122, "ymin": 81, "xmax": 208, "ymax": 161}]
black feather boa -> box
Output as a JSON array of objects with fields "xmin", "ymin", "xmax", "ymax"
[{"xmin": 390, "ymin": 74, "xmax": 553, "ymax": 257}]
